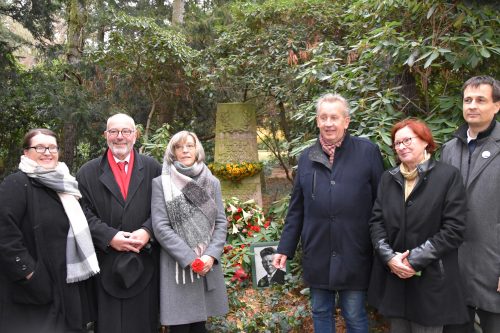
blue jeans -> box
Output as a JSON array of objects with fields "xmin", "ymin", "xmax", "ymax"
[{"xmin": 310, "ymin": 288, "xmax": 368, "ymax": 333}]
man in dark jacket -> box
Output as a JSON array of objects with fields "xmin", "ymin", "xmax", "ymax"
[
  {"xmin": 77, "ymin": 114, "xmax": 161, "ymax": 333},
  {"xmin": 442, "ymin": 76, "xmax": 500, "ymax": 333},
  {"xmin": 273, "ymin": 94, "xmax": 384, "ymax": 333}
]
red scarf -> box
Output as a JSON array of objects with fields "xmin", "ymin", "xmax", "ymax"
[{"xmin": 107, "ymin": 149, "xmax": 134, "ymax": 200}]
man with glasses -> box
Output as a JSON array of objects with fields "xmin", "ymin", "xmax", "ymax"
[
  {"xmin": 442, "ymin": 76, "xmax": 500, "ymax": 333},
  {"xmin": 273, "ymin": 94, "xmax": 384, "ymax": 333},
  {"xmin": 77, "ymin": 113, "xmax": 161, "ymax": 333}
]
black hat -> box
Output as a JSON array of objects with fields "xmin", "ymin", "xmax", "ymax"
[{"xmin": 100, "ymin": 250, "xmax": 154, "ymax": 299}]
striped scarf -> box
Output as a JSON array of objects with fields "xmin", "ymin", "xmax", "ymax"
[
  {"xmin": 319, "ymin": 133, "xmax": 345, "ymax": 166},
  {"xmin": 19, "ymin": 155, "xmax": 100, "ymax": 283},
  {"xmin": 161, "ymin": 161, "xmax": 216, "ymax": 284}
]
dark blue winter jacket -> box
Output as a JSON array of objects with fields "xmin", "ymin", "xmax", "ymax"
[{"xmin": 277, "ymin": 133, "xmax": 384, "ymax": 290}]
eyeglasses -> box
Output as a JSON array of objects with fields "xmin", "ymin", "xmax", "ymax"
[
  {"xmin": 393, "ymin": 137, "xmax": 417, "ymax": 148},
  {"xmin": 106, "ymin": 129, "xmax": 135, "ymax": 137},
  {"xmin": 174, "ymin": 144, "xmax": 196, "ymax": 151},
  {"xmin": 27, "ymin": 145, "xmax": 59, "ymax": 154}
]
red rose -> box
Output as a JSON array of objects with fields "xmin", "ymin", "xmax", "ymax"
[
  {"xmin": 231, "ymin": 268, "xmax": 248, "ymax": 282},
  {"xmin": 192, "ymin": 258, "xmax": 204, "ymax": 273}
]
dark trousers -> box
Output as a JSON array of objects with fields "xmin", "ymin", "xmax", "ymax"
[
  {"xmin": 169, "ymin": 321, "xmax": 207, "ymax": 333},
  {"xmin": 443, "ymin": 306, "xmax": 500, "ymax": 333}
]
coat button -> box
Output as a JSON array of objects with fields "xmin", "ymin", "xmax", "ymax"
[
  {"xmin": 407, "ymin": 200, "xmax": 414, "ymax": 206},
  {"xmin": 332, "ymin": 251, "xmax": 337, "ymax": 257},
  {"xmin": 15, "ymin": 257, "xmax": 21, "ymax": 262},
  {"xmin": 330, "ymin": 180, "xmax": 336, "ymax": 185},
  {"xmin": 21, "ymin": 265, "xmax": 27, "ymax": 271}
]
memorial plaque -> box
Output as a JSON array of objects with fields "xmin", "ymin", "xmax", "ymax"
[{"xmin": 214, "ymin": 103, "xmax": 262, "ymax": 205}]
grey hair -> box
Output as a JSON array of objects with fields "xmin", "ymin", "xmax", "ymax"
[
  {"xmin": 106, "ymin": 113, "xmax": 136, "ymax": 129},
  {"xmin": 315, "ymin": 93, "xmax": 351, "ymax": 117},
  {"xmin": 164, "ymin": 130, "xmax": 205, "ymax": 165}
]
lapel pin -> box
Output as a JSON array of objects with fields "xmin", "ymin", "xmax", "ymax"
[{"xmin": 482, "ymin": 151, "xmax": 491, "ymax": 159}]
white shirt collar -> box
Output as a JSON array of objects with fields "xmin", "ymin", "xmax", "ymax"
[
  {"xmin": 113, "ymin": 153, "xmax": 131, "ymax": 164},
  {"xmin": 466, "ymin": 128, "xmax": 477, "ymax": 143}
]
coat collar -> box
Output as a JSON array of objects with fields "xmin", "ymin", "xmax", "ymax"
[
  {"xmin": 453, "ymin": 119, "xmax": 498, "ymax": 144},
  {"xmin": 98, "ymin": 148, "xmax": 145, "ymax": 206},
  {"xmin": 308, "ymin": 132, "xmax": 351, "ymax": 169},
  {"xmin": 29, "ymin": 177, "xmax": 62, "ymax": 203},
  {"xmin": 464, "ymin": 121, "xmax": 500, "ymax": 187},
  {"xmin": 389, "ymin": 158, "xmax": 436, "ymax": 183}
]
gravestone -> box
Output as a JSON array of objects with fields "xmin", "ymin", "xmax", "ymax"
[{"xmin": 214, "ymin": 103, "xmax": 262, "ymax": 206}]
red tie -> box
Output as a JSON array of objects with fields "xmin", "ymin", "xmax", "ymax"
[{"xmin": 117, "ymin": 161, "xmax": 127, "ymax": 175}]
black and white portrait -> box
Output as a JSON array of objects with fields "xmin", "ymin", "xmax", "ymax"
[{"xmin": 251, "ymin": 242, "xmax": 286, "ymax": 288}]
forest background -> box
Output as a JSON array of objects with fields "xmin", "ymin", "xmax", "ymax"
[
  {"xmin": 1, "ymin": 0, "xmax": 499, "ymax": 331},
  {"xmin": 1, "ymin": 0, "xmax": 499, "ymax": 177}
]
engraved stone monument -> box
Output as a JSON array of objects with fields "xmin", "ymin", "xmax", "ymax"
[{"xmin": 214, "ymin": 103, "xmax": 262, "ymax": 206}]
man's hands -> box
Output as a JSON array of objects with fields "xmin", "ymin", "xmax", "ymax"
[
  {"xmin": 273, "ymin": 253, "xmax": 288, "ymax": 270},
  {"xmin": 109, "ymin": 229, "xmax": 151, "ymax": 252}
]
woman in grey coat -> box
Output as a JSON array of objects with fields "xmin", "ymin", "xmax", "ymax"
[{"xmin": 151, "ymin": 130, "xmax": 228, "ymax": 333}]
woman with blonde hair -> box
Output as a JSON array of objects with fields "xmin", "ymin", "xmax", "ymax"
[{"xmin": 151, "ymin": 130, "xmax": 228, "ymax": 333}]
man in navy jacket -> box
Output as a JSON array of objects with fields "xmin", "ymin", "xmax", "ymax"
[{"xmin": 273, "ymin": 94, "xmax": 384, "ymax": 333}]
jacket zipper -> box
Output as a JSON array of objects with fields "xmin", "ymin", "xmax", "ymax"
[
  {"xmin": 465, "ymin": 150, "xmax": 472, "ymax": 185},
  {"xmin": 311, "ymin": 170, "xmax": 316, "ymax": 200}
]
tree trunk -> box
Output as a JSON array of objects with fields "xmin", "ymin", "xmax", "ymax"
[
  {"xmin": 64, "ymin": 0, "xmax": 87, "ymax": 170},
  {"xmin": 61, "ymin": 122, "xmax": 77, "ymax": 169},
  {"xmin": 66, "ymin": 0, "xmax": 86, "ymax": 67},
  {"xmin": 97, "ymin": 0, "xmax": 105, "ymax": 44},
  {"xmin": 172, "ymin": 0, "xmax": 184, "ymax": 25},
  {"xmin": 277, "ymin": 101, "xmax": 291, "ymax": 142}
]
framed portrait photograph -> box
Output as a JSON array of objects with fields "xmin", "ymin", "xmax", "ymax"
[{"xmin": 250, "ymin": 241, "xmax": 288, "ymax": 288}]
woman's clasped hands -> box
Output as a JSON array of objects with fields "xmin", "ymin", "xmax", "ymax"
[
  {"xmin": 191, "ymin": 255, "xmax": 214, "ymax": 276},
  {"xmin": 387, "ymin": 250, "xmax": 417, "ymax": 279}
]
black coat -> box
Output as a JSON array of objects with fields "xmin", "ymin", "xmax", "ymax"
[
  {"xmin": 76, "ymin": 149, "xmax": 161, "ymax": 333},
  {"xmin": 368, "ymin": 159, "xmax": 469, "ymax": 326},
  {"xmin": 257, "ymin": 269, "xmax": 286, "ymax": 287},
  {"xmin": 0, "ymin": 172, "xmax": 93, "ymax": 333},
  {"xmin": 277, "ymin": 134, "xmax": 384, "ymax": 290}
]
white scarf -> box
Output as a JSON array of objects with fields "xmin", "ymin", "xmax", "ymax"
[{"xmin": 19, "ymin": 155, "xmax": 100, "ymax": 283}]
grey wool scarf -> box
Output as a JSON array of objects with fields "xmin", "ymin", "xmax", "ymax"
[
  {"xmin": 161, "ymin": 161, "xmax": 217, "ymax": 284},
  {"xmin": 19, "ymin": 155, "xmax": 100, "ymax": 283}
]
